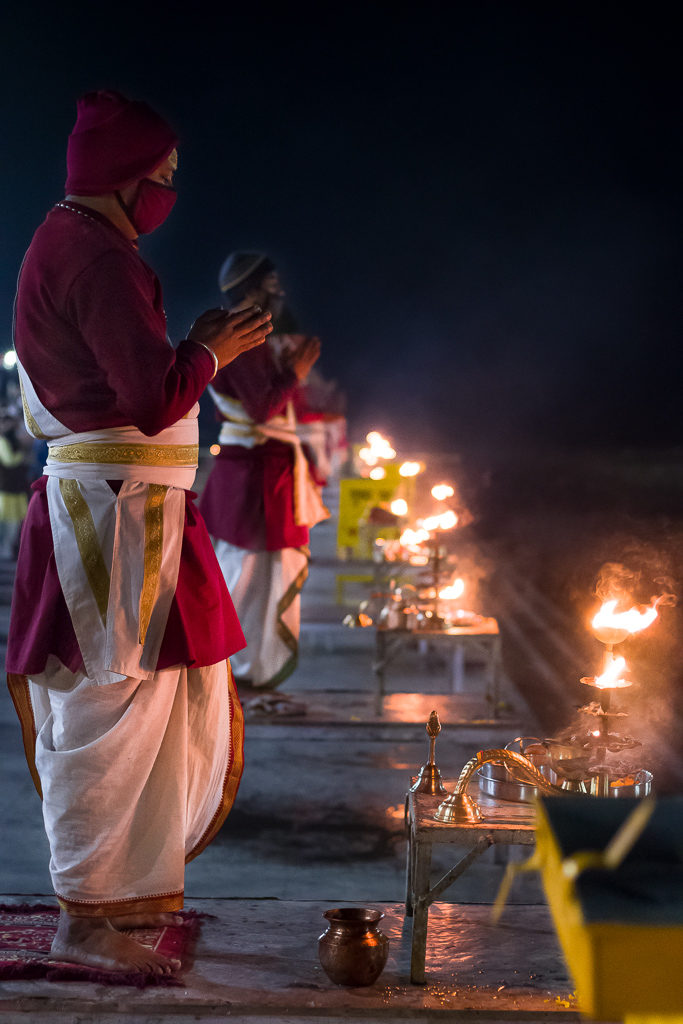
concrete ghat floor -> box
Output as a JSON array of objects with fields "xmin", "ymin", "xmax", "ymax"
[
  {"xmin": 0, "ymin": 897, "xmax": 586, "ymax": 1023},
  {"xmin": 0, "ymin": 482, "xmax": 599, "ymax": 1020}
]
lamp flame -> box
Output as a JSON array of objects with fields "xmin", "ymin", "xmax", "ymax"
[
  {"xmin": 359, "ymin": 431, "xmax": 396, "ymax": 466},
  {"xmin": 439, "ymin": 578, "xmax": 465, "ymax": 601},
  {"xmin": 399, "ymin": 461, "xmax": 422, "ymax": 477},
  {"xmin": 420, "ymin": 510, "xmax": 458, "ymax": 532},
  {"xmin": 390, "ymin": 498, "xmax": 408, "ymax": 516},
  {"xmin": 431, "ymin": 483, "xmax": 455, "ymax": 501},
  {"xmin": 369, "ymin": 466, "xmax": 386, "ymax": 480},
  {"xmin": 593, "ymin": 655, "xmax": 629, "ymax": 689},
  {"xmin": 592, "ymin": 598, "xmax": 659, "ymax": 645},
  {"xmin": 400, "ymin": 527, "xmax": 430, "ymax": 547}
]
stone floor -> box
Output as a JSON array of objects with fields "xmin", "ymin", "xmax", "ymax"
[
  {"xmin": 0, "ymin": 896, "xmax": 583, "ymax": 1022},
  {"xmin": 0, "ymin": 473, "xmax": 637, "ymax": 1020}
]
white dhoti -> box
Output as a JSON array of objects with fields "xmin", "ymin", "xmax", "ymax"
[
  {"xmin": 8, "ymin": 661, "xmax": 243, "ymax": 916},
  {"xmin": 10, "ymin": 357, "xmax": 245, "ymax": 918},
  {"xmin": 213, "ymin": 540, "xmax": 309, "ymax": 689}
]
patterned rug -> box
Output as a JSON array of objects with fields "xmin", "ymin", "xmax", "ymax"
[{"xmin": 0, "ymin": 903, "xmax": 203, "ymax": 987}]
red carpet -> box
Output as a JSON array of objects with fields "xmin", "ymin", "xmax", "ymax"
[{"xmin": 0, "ymin": 903, "xmax": 202, "ymax": 987}]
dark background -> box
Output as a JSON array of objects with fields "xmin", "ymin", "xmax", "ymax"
[{"xmin": 2, "ymin": 2, "xmax": 681, "ymax": 452}]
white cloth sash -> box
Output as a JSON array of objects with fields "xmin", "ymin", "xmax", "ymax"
[
  {"xmin": 44, "ymin": 419, "xmax": 199, "ymax": 488},
  {"xmin": 208, "ymin": 387, "xmax": 329, "ymax": 528},
  {"xmin": 18, "ymin": 356, "xmax": 197, "ymax": 684}
]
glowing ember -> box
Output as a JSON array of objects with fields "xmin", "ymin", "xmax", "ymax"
[
  {"xmin": 420, "ymin": 510, "xmax": 458, "ymax": 532},
  {"xmin": 399, "ymin": 461, "xmax": 422, "ymax": 477},
  {"xmin": 369, "ymin": 466, "xmax": 386, "ymax": 480},
  {"xmin": 439, "ymin": 578, "xmax": 465, "ymax": 600},
  {"xmin": 358, "ymin": 431, "xmax": 396, "ymax": 466},
  {"xmin": 390, "ymin": 498, "xmax": 408, "ymax": 516},
  {"xmin": 592, "ymin": 598, "xmax": 658, "ymax": 645},
  {"xmin": 431, "ymin": 483, "xmax": 455, "ymax": 501}
]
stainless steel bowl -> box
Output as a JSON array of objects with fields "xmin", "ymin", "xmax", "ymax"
[
  {"xmin": 477, "ymin": 761, "xmax": 540, "ymax": 803},
  {"xmin": 476, "ymin": 757, "xmax": 652, "ymax": 802},
  {"xmin": 608, "ymin": 769, "xmax": 653, "ymax": 797}
]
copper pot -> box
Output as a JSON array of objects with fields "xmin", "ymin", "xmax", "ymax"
[{"xmin": 318, "ymin": 908, "xmax": 389, "ymax": 986}]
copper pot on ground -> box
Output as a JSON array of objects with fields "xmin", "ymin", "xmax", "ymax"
[{"xmin": 318, "ymin": 908, "xmax": 389, "ymax": 986}]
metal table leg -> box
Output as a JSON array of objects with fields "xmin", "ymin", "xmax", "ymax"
[
  {"xmin": 409, "ymin": 836, "xmax": 493, "ymax": 984},
  {"xmin": 404, "ymin": 796, "xmax": 414, "ymax": 916},
  {"xmin": 491, "ymin": 636, "xmax": 502, "ymax": 715},
  {"xmin": 409, "ymin": 840, "xmax": 432, "ymax": 985},
  {"xmin": 373, "ymin": 629, "xmax": 387, "ymax": 716},
  {"xmin": 450, "ymin": 640, "xmax": 466, "ymax": 692}
]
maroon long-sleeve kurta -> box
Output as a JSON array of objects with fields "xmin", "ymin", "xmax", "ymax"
[
  {"xmin": 6, "ymin": 202, "xmax": 245, "ymax": 676},
  {"xmin": 199, "ymin": 345, "xmax": 309, "ymax": 552}
]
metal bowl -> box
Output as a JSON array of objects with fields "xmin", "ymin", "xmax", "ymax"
[
  {"xmin": 477, "ymin": 762, "xmax": 540, "ymax": 803},
  {"xmin": 608, "ymin": 769, "xmax": 653, "ymax": 798},
  {"xmin": 477, "ymin": 761, "xmax": 653, "ymax": 802}
]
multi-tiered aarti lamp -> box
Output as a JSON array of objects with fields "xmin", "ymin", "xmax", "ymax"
[{"xmin": 433, "ymin": 589, "xmax": 663, "ymax": 822}]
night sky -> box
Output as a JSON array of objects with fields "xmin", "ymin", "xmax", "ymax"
[{"xmin": 2, "ymin": 4, "xmax": 681, "ymax": 451}]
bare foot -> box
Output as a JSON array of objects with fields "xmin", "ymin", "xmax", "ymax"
[
  {"xmin": 110, "ymin": 912, "xmax": 184, "ymax": 929},
  {"xmin": 51, "ymin": 911, "xmax": 181, "ymax": 974}
]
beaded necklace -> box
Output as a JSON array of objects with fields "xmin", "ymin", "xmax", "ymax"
[
  {"xmin": 54, "ymin": 201, "xmax": 138, "ymax": 248},
  {"xmin": 54, "ymin": 200, "xmax": 100, "ymax": 225}
]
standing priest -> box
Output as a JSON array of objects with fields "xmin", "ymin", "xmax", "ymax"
[
  {"xmin": 6, "ymin": 91, "xmax": 272, "ymax": 975},
  {"xmin": 199, "ymin": 253, "xmax": 328, "ymax": 694}
]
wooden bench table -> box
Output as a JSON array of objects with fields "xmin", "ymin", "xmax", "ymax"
[
  {"xmin": 405, "ymin": 785, "xmax": 536, "ymax": 984},
  {"xmin": 374, "ymin": 619, "xmax": 502, "ymax": 716}
]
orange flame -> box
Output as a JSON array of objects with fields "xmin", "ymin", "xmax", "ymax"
[
  {"xmin": 400, "ymin": 527, "xmax": 430, "ymax": 547},
  {"xmin": 399, "ymin": 461, "xmax": 422, "ymax": 477},
  {"xmin": 593, "ymin": 655, "xmax": 629, "ymax": 689},
  {"xmin": 359, "ymin": 431, "xmax": 396, "ymax": 466},
  {"xmin": 420, "ymin": 510, "xmax": 458, "ymax": 532},
  {"xmin": 431, "ymin": 483, "xmax": 455, "ymax": 501},
  {"xmin": 439, "ymin": 578, "xmax": 465, "ymax": 600},
  {"xmin": 592, "ymin": 598, "xmax": 658, "ymax": 644},
  {"xmin": 369, "ymin": 466, "xmax": 386, "ymax": 480},
  {"xmin": 390, "ymin": 498, "xmax": 408, "ymax": 516}
]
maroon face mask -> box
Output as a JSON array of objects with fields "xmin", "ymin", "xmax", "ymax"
[{"xmin": 120, "ymin": 179, "xmax": 177, "ymax": 235}]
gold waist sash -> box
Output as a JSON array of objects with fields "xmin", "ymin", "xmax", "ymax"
[{"xmin": 48, "ymin": 441, "xmax": 198, "ymax": 467}]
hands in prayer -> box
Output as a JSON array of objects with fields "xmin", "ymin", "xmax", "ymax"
[
  {"xmin": 189, "ymin": 306, "xmax": 272, "ymax": 370},
  {"xmin": 286, "ymin": 336, "xmax": 321, "ymax": 381}
]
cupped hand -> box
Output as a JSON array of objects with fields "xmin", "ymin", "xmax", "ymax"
[{"xmin": 189, "ymin": 306, "xmax": 272, "ymax": 369}]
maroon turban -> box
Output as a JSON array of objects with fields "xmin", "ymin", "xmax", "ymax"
[{"xmin": 65, "ymin": 90, "xmax": 179, "ymax": 195}]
